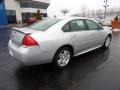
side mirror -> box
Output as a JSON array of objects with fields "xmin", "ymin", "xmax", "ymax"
[
  {"xmin": 99, "ymin": 29, "xmax": 104, "ymax": 31},
  {"xmin": 99, "ymin": 25, "xmax": 104, "ymax": 30}
]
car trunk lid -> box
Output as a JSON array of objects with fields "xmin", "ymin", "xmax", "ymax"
[{"xmin": 10, "ymin": 27, "xmax": 42, "ymax": 46}]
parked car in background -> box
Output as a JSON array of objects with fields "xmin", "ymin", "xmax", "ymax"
[
  {"xmin": 8, "ymin": 17, "xmax": 112, "ymax": 68},
  {"xmin": 102, "ymin": 18, "xmax": 113, "ymax": 26},
  {"xmin": 102, "ymin": 20, "xmax": 111, "ymax": 26},
  {"xmin": 26, "ymin": 17, "xmax": 37, "ymax": 25}
]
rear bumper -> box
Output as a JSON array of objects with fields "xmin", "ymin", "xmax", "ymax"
[{"xmin": 8, "ymin": 40, "xmax": 52, "ymax": 65}]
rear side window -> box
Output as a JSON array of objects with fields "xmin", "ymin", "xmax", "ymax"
[
  {"xmin": 62, "ymin": 23, "xmax": 70, "ymax": 32},
  {"xmin": 85, "ymin": 20, "xmax": 100, "ymax": 30},
  {"xmin": 28, "ymin": 19, "xmax": 61, "ymax": 31},
  {"xmin": 70, "ymin": 20, "xmax": 86, "ymax": 31}
]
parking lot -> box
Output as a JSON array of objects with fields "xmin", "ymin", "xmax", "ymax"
[{"xmin": 0, "ymin": 28, "xmax": 120, "ymax": 90}]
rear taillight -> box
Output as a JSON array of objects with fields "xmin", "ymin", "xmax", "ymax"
[{"xmin": 22, "ymin": 35, "xmax": 38, "ymax": 46}]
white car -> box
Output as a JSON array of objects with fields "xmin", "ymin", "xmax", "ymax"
[
  {"xmin": 8, "ymin": 17, "xmax": 112, "ymax": 68},
  {"xmin": 102, "ymin": 18, "xmax": 113, "ymax": 26}
]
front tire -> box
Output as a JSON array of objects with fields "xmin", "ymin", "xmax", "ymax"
[
  {"xmin": 103, "ymin": 35, "xmax": 111, "ymax": 49},
  {"xmin": 53, "ymin": 47, "xmax": 72, "ymax": 68}
]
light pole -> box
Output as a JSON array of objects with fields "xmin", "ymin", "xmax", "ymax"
[{"xmin": 103, "ymin": 0, "xmax": 109, "ymax": 19}]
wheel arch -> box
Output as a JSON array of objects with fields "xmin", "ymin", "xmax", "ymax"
[
  {"xmin": 108, "ymin": 33, "xmax": 112, "ymax": 38},
  {"xmin": 57, "ymin": 44, "xmax": 74, "ymax": 55},
  {"xmin": 52, "ymin": 44, "xmax": 74, "ymax": 61}
]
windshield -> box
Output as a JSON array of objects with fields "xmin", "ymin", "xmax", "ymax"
[{"xmin": 28, "ymin": 19, "xmax": 61, "ymax": 31}]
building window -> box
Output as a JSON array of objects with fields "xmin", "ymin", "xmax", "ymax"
[
  {"xmin": 20, "ymin": 2, "xmax": 49, "ymax": 9},
  {"xmin": 21, "ymin": 13, "xmax": 47, "ymax": 23},
  {"xmin": 22, "ymin": 13, "xmax": 35, "ymax": 23},
  {"xmin": 0, "ymin": 1, "xmax": 4, "ymax": 10},
  {"xmin": 20, "ymin": 2, "xmax": 31, "ymax": 8},
  {"xmin": 6, "ymin": 10, "xmax": 16, "ymax": 24}
]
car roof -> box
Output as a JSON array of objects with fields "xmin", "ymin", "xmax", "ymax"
[
  {"xmin": 46, "ymin": 16, "xmax": 95, "ymax": 21},
  {"xmin": 62, "ymin": 16, "xmax": 96, "ymax": 21},
  {"xmin": 63, "ymin": 16, "xmax": 89, "ymax": 19},
  {"xmin": 58, "ymin": 16, "xmax": 98, "ymax": 24}
]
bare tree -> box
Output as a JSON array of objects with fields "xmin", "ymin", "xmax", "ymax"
[
  {"xmin": 116, "ymin": 8, "xmax": 120, "ymax": 16},
  {"xmin": 80, "ymin": 5, "xmax": 87, "ymax": 17},
  {"xmin": 61, "ymin": 9, "xmax": 69, "ymax": 16},
  {"xmin": 73, "ymin": 7, "xmax": 120, "ymax": 19},
  {"xmin": 96, "ymin": 9, "xmax": 104, "ymax": 18},
  {"xmin": 86, "ymin": 10, "xmax": 90, "ymax": 17},
  {"xmin": 91, "ymin": 10, "xmax": 95, "ymax": 18},
  {"xmin": 107, "ymin": 8, "xmax": 113, "ymax": 17}
]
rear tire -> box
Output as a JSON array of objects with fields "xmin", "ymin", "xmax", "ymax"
[
  {"xmin": 53, "ymin": 47, "xmax": 72, "ymax": 69},
  {"xmin": 103, "ymin": 35, "xmax": 111, "ymax": 49}
]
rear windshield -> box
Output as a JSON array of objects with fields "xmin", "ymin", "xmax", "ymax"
[{"xmin": 28, "ymin": 19, "xmax": 61, "ymax": 31}]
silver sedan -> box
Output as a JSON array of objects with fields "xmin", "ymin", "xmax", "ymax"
[{"xmin": 8, "ymin": 17, "xmax": 112, "ymax": 68}]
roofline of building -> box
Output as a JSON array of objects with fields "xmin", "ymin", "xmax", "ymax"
[{"xmin": 15, "ymin": 0, "xmax": 50, "ymax": 4}]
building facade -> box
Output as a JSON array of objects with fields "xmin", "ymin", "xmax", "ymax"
[
  {"xmin": 0, "ymin": 0, "xmax": 8, "ymax": 26},
  {"xmin": 4, "ymin": 0, "xmax": 50, "ymax": 24}
]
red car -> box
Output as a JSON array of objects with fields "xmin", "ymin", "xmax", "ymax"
[{"xmin": 26, "ymin": 17, "xmax": 37, "ymax": 25}]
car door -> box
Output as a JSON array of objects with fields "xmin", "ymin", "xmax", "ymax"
[
  {"xmin": 69, "ymin": 19, "xmax": 96, "ymax": 54},
  {"xmin": 85, "ymin": 19, "xmax": 106, "ymax": 47}
]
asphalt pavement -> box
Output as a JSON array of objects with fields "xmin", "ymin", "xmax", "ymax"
[{"xmin": 0, "ymin": 28, "xmax": 120, "ymax": 90}]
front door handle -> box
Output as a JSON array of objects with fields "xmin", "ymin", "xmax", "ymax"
[
  {"xmin": 71, "ymin": 34, "xmax": 77, "ymax": 38},
  {"xmin": 92, "ymin": 32, "xmax": 96, "ymax": 35}
]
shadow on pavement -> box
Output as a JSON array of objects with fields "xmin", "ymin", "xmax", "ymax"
[{"xmin": 15, "ymin": 48, "xmax": 110, "ymax": 90}]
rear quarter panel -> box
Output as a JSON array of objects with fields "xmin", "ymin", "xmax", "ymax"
[{"xmin": 30, "ymin": 27, "xmax": 74, "ymax": 62}]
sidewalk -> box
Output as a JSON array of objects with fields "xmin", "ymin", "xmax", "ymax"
[{"xmin": 8, "ymin": 23, "xmax": 28, "ymax": 28}]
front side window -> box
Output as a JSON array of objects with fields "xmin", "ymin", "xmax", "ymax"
[
  {"xmin": 85, "ymin": 20, "xmax": 100, "ymax": 30},
  {"xmin": 28, "ymin": 19, "xmax": 61, "ymax": 31},
  {"xmin": 70, "ymin": 20, "xmax": 86, "ymax": 31}
]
